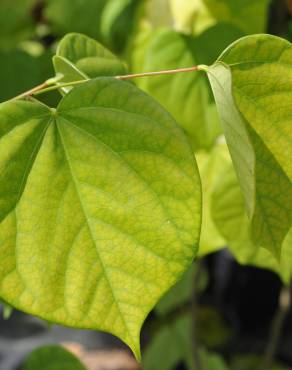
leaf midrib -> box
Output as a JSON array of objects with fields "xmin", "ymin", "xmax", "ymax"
[
  {"xmin": 59, "ymin": 105, "xmax": 192, "ymax": 172},
  {"xmin": 55, "ymin": 117, "xmax": 137, "ymax": 351},
  {"xmin": 58, "ymin": 114, "xmax": 187, "ymax": 247}
]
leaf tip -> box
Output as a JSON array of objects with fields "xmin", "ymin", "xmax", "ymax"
[
  {"xmin": 128, "ymin": 335, "xmax": 142, "ymax": 362},
  {"xmin": 132, "ymin": 346, "xmax": 141, "ymax": 363}
]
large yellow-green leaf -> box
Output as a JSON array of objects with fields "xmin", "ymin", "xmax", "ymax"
[
  {"xmin": 53, "ymin": 33, "xmax": 126, "ymax": 86},
  {"xmin": 211, "ymin": 162, "xmax": 292, "ymax": 284},
  {"xmin": 133, "ymin": 25, "xmax": 244, "ymax": 151},
  {"xmin": 0, "ymin": 78, "xmax": 201, "ymax": 359},
  {"xmin": 206, "ymin": 34, "xmax": 292, "ymax": 257}
]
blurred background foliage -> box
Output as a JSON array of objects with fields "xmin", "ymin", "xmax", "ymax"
[{"xmin": 1, "ymin": 0, "xmax": 292, "ymax": 369}]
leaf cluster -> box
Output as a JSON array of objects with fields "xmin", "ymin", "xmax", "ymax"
[{"xmin": 0, "ymin": 1, "xmax": 291, "ymax": 368}]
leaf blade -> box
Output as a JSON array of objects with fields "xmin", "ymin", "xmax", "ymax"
[
  {"xmin": 0, "ymin": 78, "xmax": 201, "ymax": 359},
  {"xmin": 206, "ymin": 35, "xmax": 292, "ymax": 256},
  {"xmin": 54, "ymin": 33, "xmax": 126, "ymax": 86},
  {"xmin": 0, "ymin": 100, "xmax": 51, "ymax": 222}
]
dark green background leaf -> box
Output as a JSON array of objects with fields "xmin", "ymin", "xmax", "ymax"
[{"xmin": 23, "ymin": 345, "xmax": 86, "ymax": 370}]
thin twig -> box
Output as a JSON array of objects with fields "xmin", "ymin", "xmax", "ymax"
[
  {"xmin": 116, "ymin": 66, "xmax": 199, "ymax": 80},
  {"xmin": 33, "ymin": 79, "xmax": 89, "ymax": 96},
  {"xmin": 11, "ymin": 66, "xmax": 201, "ymax": 101},
  {"xmin": 12, "ymin": 81, "xmax": 49, "ymax": 101},
  {"xmin": 259, "ymin": 282, "xmax": 291, "ymax": 370}
]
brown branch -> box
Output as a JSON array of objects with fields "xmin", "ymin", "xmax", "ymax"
[
  {"xmin": 11, "ymin": 65, "xmax": 201, "ymax": 101},
  {"xmin": 116, "ymin": 66, "xmax": 199, "ymax": 80},
  {"xmin": 12, "ymin": 81, "xmax": 49, "ymax": 101}
]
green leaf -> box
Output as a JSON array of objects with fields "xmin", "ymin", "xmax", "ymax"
[
  {"xmin": 0, "ymin": 48, "xmax": 60, "ymax": 105},
  {"xmin": 143, "ymin": 314, "xmax": 229, "ymax": 370},
  {"xmin": 0, "ymin": 78, "xmax": 201, "ymax": 359},
  {"xmin": 169, "ymin": 0, "xmax": 202, "ymax": 34},
  {"xmin": 53, "ymin": 56, "xmax": 87, "ymax": 89},
  {"xmin": 133, "ymin": 25, "xmax": 244, "ymax": 151},
  {"xmin": 158, "ymin": 0, "xmax": 270, "ymax": 36},
  {"xmin": 194, "ymin": 23, "xmax": 245, "ymax": 66},
  {"xmin": 44, "ymin": 0, "xmax": 107, "ymax": 40},
  {"xmin": 203, "ymin": 0, "xmax": 271, "ymax": 34},
  {"xmin": 133, "ymin": 29, "xmax": 217, "ymax": 151},
  {"xmin": 155, "ymin": 264, "xmax": 195, "ymax": 316},
  {"xmin": 141, "ymin": 0, "xmax": 173, "ymax": 29},
  {"xmin": 100, "ymin": 0, "xmax": 140, "ymax": 54},
  {"xmin": 143, "ymin": 314, "xmax": 193, "ymax": 370},
  {"xmin": 130, "ymin": 27, "xmax": 157, "ymax": 74},
  {"xmin": 197, "ymin": 306, "xmax": 231, "ymax": 348},
  {"xmin": 206, "ymin": 34, "xmax": 292, "ymax": 257},
  {"xmin": 231, "ymin": 354, "xmax": 292, "ymax": 370},
  {"xmin": 23, "ymin": 345, "xmax": 86, "ymax": 370},
  {"xmin": 0, "ymin": 50, "xmax": 39, "ymax": 102},
  {"xmin": 0, "ymin": 0, "xmax": 37, "ymax": 51},
  {"xmin": 212, "ymin": 162, "xmax": 292, "ymax": 284},
  {"xmin": 199, "ymin": 348, "xmax": 229, "ymax": 370},
  {"xmin": 155, "ymin": 263, "xmax": 208, "ymax": 316},
  {"xmin": 54, "ymin": 33, "xmax": 127, "ymax": 87},
  {"xmin": 197, "ymin": 143, "xmax": 229, "ymax": 256}
]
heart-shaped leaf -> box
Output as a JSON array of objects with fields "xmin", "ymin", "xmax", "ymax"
[
  {"xmin": 206, "ymin": 34, "xmax": 292, "ymax": 257},
  {"xmin": 0, "ymin": 78, "xmax": 201, "ymax": 359},
  {"xmin": 53, "ymin": 33, "xmax": 126, "ymax": 86}
]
